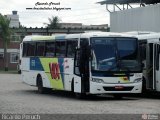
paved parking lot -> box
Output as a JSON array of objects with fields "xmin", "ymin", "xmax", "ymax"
[{"xmin": 0, "ymin": 73, "xmax": 160, "ymax": 119}]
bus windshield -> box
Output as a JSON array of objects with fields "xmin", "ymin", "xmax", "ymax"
[{"xmin": 91, "ymin": 37, "xmax": 141, "ymax": 72}]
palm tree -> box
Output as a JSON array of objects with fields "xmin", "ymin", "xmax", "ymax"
[
  {"xmin": 0, "ymin": 14, "xmax": 12, "ymax": 71},
  {"xmin": 44, "ymin": 16, "xmax": 61, "ymax": 29}
]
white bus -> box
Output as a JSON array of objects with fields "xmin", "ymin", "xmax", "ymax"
[
  {"xmin": 21, "ymin": 32, "xmax": 143, "ymax": 98},
  {"xmin": 137, "ymin": 33, "xmax": 160, "ymax": 92}
]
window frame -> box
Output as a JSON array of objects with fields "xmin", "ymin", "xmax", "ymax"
[
  {"xmin": 66, "ymin": 40, "xmax": 78, "ymax": 58},
  {"xmin": 10, "ymin": 52, "xmax": 19, "ymax": 63},
  {"xmin": 45, "ymin": 41, "xmax": 55, "ymax": 57},
  {"xmin": 22, "ymin": 42, "xmax": 36, "ymax": 57},
  {"xmin": 35, "ymin": 41, "xmax": 46, "ymax": 57},
  {"xmin": 55, "ymin": 40, "xmax": 67, "ymax": 57},
  {"xmin": 0, "ymin": 53, "xmax": 4, "ymax": 59}
]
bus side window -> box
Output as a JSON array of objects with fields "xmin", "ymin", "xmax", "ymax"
[
  {"xmin": 26, "ymin": 42, "xmax": 36, "ymax": 56},
  {"xmin": 36, "ymin": 42, "xmax": 45, "ymax": 57},
  {"xmin": 55, "ymin": 40, "xmax": 66, "ymax": 57},
  {"xmin": 45, "ymin": 42, "xmax": 55, "ymax": 57},
  {"xmin": 23, "ymin": 42, "xmax": 28, "ymax": 57},
  {"xmin": 67, "ymin": 40, "xmax": 78, "ymax": 58}
]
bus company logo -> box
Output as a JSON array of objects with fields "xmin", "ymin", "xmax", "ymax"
[{"xmin": 49, "ymin": 63, "xmax": 60, "ymax": 80}]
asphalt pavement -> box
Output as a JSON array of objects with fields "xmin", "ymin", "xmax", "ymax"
[{"xmin": 0, "ymin": 73, "xmax": 160, "ymax": 120}]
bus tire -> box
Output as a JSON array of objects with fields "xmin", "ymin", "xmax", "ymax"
[
  {"xmin": 37, "ymin": 75, "xmax": 45, "ymax": 94},
  {"xmin": 142, "ymin": 77, "xmax": 147, "ymax": 93},
  {"xmin": 71, "ymin": 79, "xmax": 74, "ymax": 93}
]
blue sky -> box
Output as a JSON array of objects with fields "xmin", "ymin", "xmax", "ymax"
[{"xmin": 0, "ymin": 0, "xmax": 110, "ymax": 27}]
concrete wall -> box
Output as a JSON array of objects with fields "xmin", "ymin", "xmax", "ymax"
[
  {"xmin": 6, "ymin": 14, "xmax": 20, "ymax": 28},
  {"xmin": 110, "ymin": 4, "xmax": 160, "ymax": 32},
  {"xmin": 0, "ymin": 39, "xmax": 20, "ymax": 70}
]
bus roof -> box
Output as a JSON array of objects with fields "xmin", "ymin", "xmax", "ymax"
[
  {"xmin": 135, "ymin": 33, "xmax": 160, "ymax": 43},
  {"xmin": 23, "ymin": 32, "xmax": 137, "ymax": 42},
  {"xmin": 65, "ymin": 32, "xmax": 137, "ymax": 39},
  {"xmin": 23, "ymin": 35, "xmax": 66, "ymax": 42},
  {"xmin": 136, "ymin": 33, "xmax": 160, "ymax": 40},
  {"xmin": 123, "ymin": 31, "xmax": 156, "ymax": 35},
  {"xmin": 123, "ymin": 31, "xmax": 160, "ymax": 43}
]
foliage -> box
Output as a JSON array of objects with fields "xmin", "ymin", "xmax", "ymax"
[
  {"xmin": 0, "ymin": 14, "xmax": 12, "ymax": 71},
  {"xmin": 0, "ymin": 14, "xmax": 12, "ymax": 44},
  {"xmin": 44, "ymin": 16, "xmax": 61, "ymax": 29}
]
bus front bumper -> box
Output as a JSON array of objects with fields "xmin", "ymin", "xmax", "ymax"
[{"xmin": 89, "ymin": 81, "xmax": 142, "ymax": 94}]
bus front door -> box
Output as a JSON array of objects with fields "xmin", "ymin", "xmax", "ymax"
[
  {"xmin": 155, "ymin": 44, "xmax": 160, "ymax": 92},
  {"xmin": 74, "ymin": 49, "xmax": 82, "ymax": 93},
  {"xmin": 146, "ymin": 43, "xmax": 155, "ymax": 90},
  {"xmin": 74, "ymin": 47, "xmax": 90, "ymax": 94},
  {"xmin": 146, "ymin": 43, "xmax": 160, "ymax": 91}
]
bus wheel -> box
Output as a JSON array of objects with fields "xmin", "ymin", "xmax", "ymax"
[
  {"xmin": 142, "ymin": 77, "xmax": 147, "ymax": 93},
  {"xmin": 113, "ymin": 94, "xmax": 123, "ymax": 99},
  {"xmin": 71, "ymin": 79, "xmax": 74, "ymax": 93},
  {"xmin": 37, "ymin": 76, "xmax": 45, "ymax": 94}
]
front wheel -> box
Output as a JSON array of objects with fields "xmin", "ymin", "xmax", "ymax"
[
  {"xmin": 142, "ymin": 77, "xmax": 147, "ymax": 93},
  {"xmin": 37, "ymin": 76, "xmax": 46, "ymax": 94}
]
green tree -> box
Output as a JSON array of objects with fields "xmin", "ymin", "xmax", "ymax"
[
  {"xmin": 0, "ymin": 14, "xmax": 12, "ymax": 71},
  {"xmin": 45, "ymin": 16, "xmax": 61, "ymax": 29}
]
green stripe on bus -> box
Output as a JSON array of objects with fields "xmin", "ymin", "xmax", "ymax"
[
  {"xmin": 40, "ymin": 58, "xmax": 64, "ymax": 90},
  {"xmin": 32, "ymin": 36, "xmax": 55, "ymax": 41}
]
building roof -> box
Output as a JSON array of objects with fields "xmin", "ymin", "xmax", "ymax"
[{"xmin": 98, "ymin": 0, "xmax": 160, "ymax": 5}]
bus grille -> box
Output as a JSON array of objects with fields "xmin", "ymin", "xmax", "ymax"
[{"xmin": 103, "ymin": 86, "xmax": 134, "ymax": 91}]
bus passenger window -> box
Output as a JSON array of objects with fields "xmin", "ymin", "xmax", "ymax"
[
  {"xmin": 55, "ymin": 41, "xmax": 66, "ymax": 57},
  {"xmin": 36, "ymin": 42, "xmax": 45, "ymax": 56},
  {"xmin": 45, "ymin": 42, "xmax": 55, "ymax": 57},
  {"xmin": 27, "ymin": 42, "xmax": 36, "ymax": 56},
  {"xmin": 67, "ymin": 41, "xmax": 77, "ymax": 58},
  {"xmin": 23, "ymin": 43, "xmax": 28, "ymax": 57}
]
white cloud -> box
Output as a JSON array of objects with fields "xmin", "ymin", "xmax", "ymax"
[{"xmin": 0, "ymin": 0, "xmax": 110, "ymax": 27}]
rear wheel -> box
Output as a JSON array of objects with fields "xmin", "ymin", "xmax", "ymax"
[{"xmin": 37, "ymin": 76, "xmax": 46, "ymax": 94}]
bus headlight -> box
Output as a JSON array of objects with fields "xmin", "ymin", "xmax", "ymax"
[
  {"xmin": 92, "ymin": 78, "xmax": 104, "ymax": 83},
  {"xmin": 134, "ymin": 78, "xmax": 142, "ymax": 83}
]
